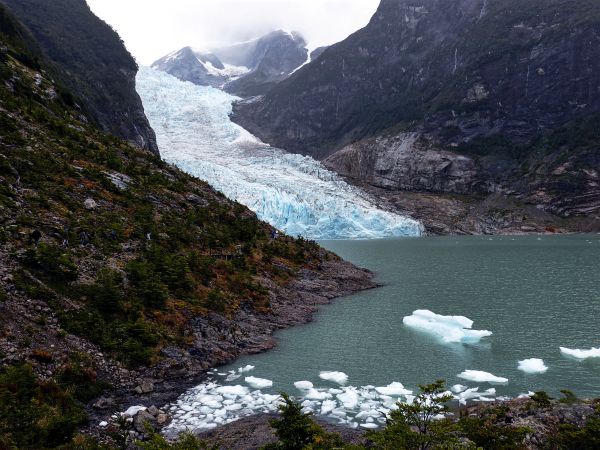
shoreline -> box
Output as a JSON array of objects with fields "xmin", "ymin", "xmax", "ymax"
[
  {"xmin": 88, "ymin": 257, "xmax": 379, "ymax": 434},
  {"xmin": 191, "ymin": 396, "xmax": 600, "ymax": 449}
]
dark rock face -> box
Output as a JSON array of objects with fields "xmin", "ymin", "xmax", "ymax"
[
  {"xmin": 233, "ymin": 0, "xmax": 600, "ymax": 157},
  {"xmin": 151, "ymin": 47, "xmax": 236, "ymax": 88},
  {"xmin": 324, "ymin": 133, "xmax": 481, "ymax": 195},
  {"xmin": 222, "ymin": 30, "xmax": 308, "ymax": 97},
  {"xmin": 2, "ymin": 0, "xmax": 159, "ymax": 154},
  {"xmin": 310, "ymin": 46, "xmax": 329, "ymax": 61},
  {"xmin": 153, "ymin": 30, "xmax": 308, "ymax": 97},
  {"xmin": 232, "ymin": 0, "xmax": 600, "ymax": 220}
]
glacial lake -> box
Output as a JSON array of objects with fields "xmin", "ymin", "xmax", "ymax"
[{"xmin": 165, "ymin": 235, "xmax": 600, "ymax": 432}]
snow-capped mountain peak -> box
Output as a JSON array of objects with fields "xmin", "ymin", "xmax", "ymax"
[{"xmin": 152, "ymin": 29, "xmax": 309, "ymax": 97}]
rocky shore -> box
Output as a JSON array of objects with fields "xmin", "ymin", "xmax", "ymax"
[
  {"xmin": 183, "ymin": 397, "xmax": 599, "ymax": 449},
  {"xmin": 83, "ymin": 258, "xmax": 377, "ymax": 438}
]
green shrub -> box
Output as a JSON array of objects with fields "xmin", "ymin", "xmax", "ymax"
[
  {"xmin": 366, "ymin": 380, "xmax": 458, "ymax": 450},
  {"xmin": 85, "ymin": 268, "xmax": 124, "ymax": 316},
  {"xmin": 137, "ymin": 429, "xmax": 214, "ymax": 450},
  {"xmin": 24, "ymin": 243, "xmax": 78, "ymax": 282},
  {"xmin": 57, "ymin": 355, "xmax": 110, "ymax": 403},
  {"xmin": 530, "ymin": 391, "xmax": 553, "ymax": 408},
  {"xmin": 559, "ymin": 390, "xmax": 579, "ymax": 405},
  {"xmin": 126, "ymin": 260, "xmax": 169, "ymax": 309},
  {"xmin": 547, "ymin": 407, "xmax": 600, "ymax": 449},
  {"xmin": 263, "ymin": 393, "xmax": 344, "ymax": 450},
  {"xmin": 0, "ymin": 365, "xmax": 87, "ymax": 449},
  {"xmin": 459, "ymin": 417, "xmax": 529, "ymax": 449}
]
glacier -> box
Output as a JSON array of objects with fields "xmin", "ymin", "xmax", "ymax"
[{"xmin": 136, "ymin": 66, "xmax": 423, "ymax": 239}]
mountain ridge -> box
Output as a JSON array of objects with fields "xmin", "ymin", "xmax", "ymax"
[
  {"xmin": 1, "ymin": 0, "xmax": 159, "ymax": 154},
  {"xmin": 152, "ymin": 29, "xmax": 309, "ymax": 97},
  {"xmin": 231, "ymin": 0, "xmax": 600, "ymax": 232}
]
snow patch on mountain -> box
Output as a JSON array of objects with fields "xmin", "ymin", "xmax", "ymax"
[{"xmin": 137, "ymin": 67, "xmax": 423, "ymax": 239}]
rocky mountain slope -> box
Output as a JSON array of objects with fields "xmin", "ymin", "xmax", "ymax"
[
  {"xmin": 0, "ymin": 4, "xmax": 374, "ymax": 447},
  {"xmin": 232, "ymin": 0, "xmax": 600, "ymax": 233},
  {"xmin": 153, "ymin": 30, "xmax": 308, "ymax": 97},
  {"xmin": 1, "ymin": 0, "xmax": 159, "ymax": 154},
  {"xmin": 221, "ymin": 30, "xmax": 308, "ymax": 97}
]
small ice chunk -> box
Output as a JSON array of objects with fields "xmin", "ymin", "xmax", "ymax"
[
  {"xmin": 338, "ymin": 389, "xmax": 359, "ymax": 409},
  {"xmin": 305, "ymin": 389, "xmax": 332, "ymax": 401},
  {"xmin": 457, "ymin": 370, "xmax": 508, "ymax": 384},
  {"xmin": 518, "ymin": 358, "xmax": 548, "ymax": 374},
  {"xmin": 245, "ymin": 376, "xmax": 273, "ymax": 389},
  {"xmin": 451, "ymin": 384, "xmax": 467, "ymax": 393},
  {"xmin": 360, "ymin": 422, "xmax": 379, "ymax": 429},
  {"xmin": 560, "ymin": 347, "xmax": 600, "ymax": 359},
  {"xmin": 215, "ymin": 385, "xmax": 249, "ymax": 396},
  {"xmin": 294, "ymin": 380, "xmax": 314, "ymax": 390},
  {"xmin": 123, "ymin": 405, "xmax": 146, "ymax": 417},
  {"xmin": 238, "ymin": 365, "xmax": 255, "ymax": 373},
  {"xmin": 99, "ymin": 421, "xmax": 108, "ymax": 427},
  {"xmin": 518, "ymin": 391, "xmax": 535, "ymax": 399},
  {"xmin": 321, "ymin": 400, "xmax": 337, "ymax": 414},
  {"xmin": 402, "ymin": 310, "xmax": 492, "ymax": 344},
  {"xmin": 375, "ymin": 382, "xmax": 412, "ymax": 397},
  {"xmin": 319, "ymin": 371, "xmax": 348, "ymax": 385}
]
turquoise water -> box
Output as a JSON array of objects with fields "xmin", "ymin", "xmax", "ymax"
[
  {"xmin": 165, "ymin": 235, "xmax": 600, "ymax": 433},
  {"xmin": 221, "ymin": 235, "xmax": 600, "ymax": 398}
]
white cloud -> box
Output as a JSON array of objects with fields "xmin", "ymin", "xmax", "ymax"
[{"xmin": 87, "ymin": 0, "xmax": 380, "ymax": 65}]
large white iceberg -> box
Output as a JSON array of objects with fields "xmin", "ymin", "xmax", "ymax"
[
  {"xmin": 517, "ymin": 358, "xmax": 548, "ymax": 374},
  {"xmin": 402, "ymin": 310, "xmax": 492, "ymax": 344},
  {"xmin": 457, "ymin": 370, "xmax": 508, "ymax": 384},
  {"xmin": 560, "ymin": 347, "xmax": 600, "ymax": 359},
  {"xmin": 136, "ymin": 67, "xmax": 423, "ymax": 240}
]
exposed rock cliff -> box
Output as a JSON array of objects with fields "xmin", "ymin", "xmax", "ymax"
[
  {"xmin": 1, "ymin": 0, "xmax": 159, "ymax": 154},
  {"xmin": 232, "ymin": 0, "xmax": 600, "ymax": 229}
]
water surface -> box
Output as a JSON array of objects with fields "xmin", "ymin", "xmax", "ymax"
[{"xmin": 166, "ymin": 235, "xmax": 600, "ymax": 432}]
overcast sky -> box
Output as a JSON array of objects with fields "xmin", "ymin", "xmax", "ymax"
[{"xmin": 86, "ymin": 0, "xmax": 380, "ymax": 65}]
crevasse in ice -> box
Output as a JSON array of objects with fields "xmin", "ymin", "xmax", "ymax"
[{"xmin": 136, "ymin": 67, "xmax": 423, "ymax": 239}]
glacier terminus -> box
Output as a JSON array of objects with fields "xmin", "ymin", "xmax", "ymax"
[{"xmin": 137, "ymin": 67, "xmax": 423, "ymax": 239}]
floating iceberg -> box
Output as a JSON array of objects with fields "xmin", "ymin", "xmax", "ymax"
[
  {"xmin": 137, "ymin": 67, "xmax": 423, "ymax": 240},
  {"xmin": 457, "ymin": 370, "xmax": 508, "ymax": 384},
  {"xmin": 294, "ymin": 380, "xmax": 314, "ymax": 390},
  {"xmin": 245, "ymin": 376, "xmax": 273, "ymax": 389},
  {"xmin": 375, "ymin": 382, "xmax": 412, "ymax": 397},
  {"xmin": 451, "ymin": 384, "xmax": 468, "ymax": 393},
  {"xmin": 402, "ymin": 310, "xmax": 492, "ymax": 344},
  {"xmin": 560, "ymin": 347, "xmax": 600, "ymax": 359},
  {"xmin": 319, "ymin": 371, "xmax": 349, "ymax": 385},
  {"xmin": 517, "ymin": 358, "xmax": 548, "ymax": 374}
]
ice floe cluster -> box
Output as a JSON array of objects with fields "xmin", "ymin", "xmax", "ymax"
[
  {"xmin": 161, "ymin": 367, "xmax": 520, "ymax": 435},
  {"xmin": 402, "ymin": 310, "xmax": 492, "ymax": 344},
  {"xmin": 136, "ymin": 67, "xmax": 423, "ymax": 240}
]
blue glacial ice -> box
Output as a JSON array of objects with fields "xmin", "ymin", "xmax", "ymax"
[{"xmin": 136, "ymin": 67, "xmax": 423, "ymax": 239}]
